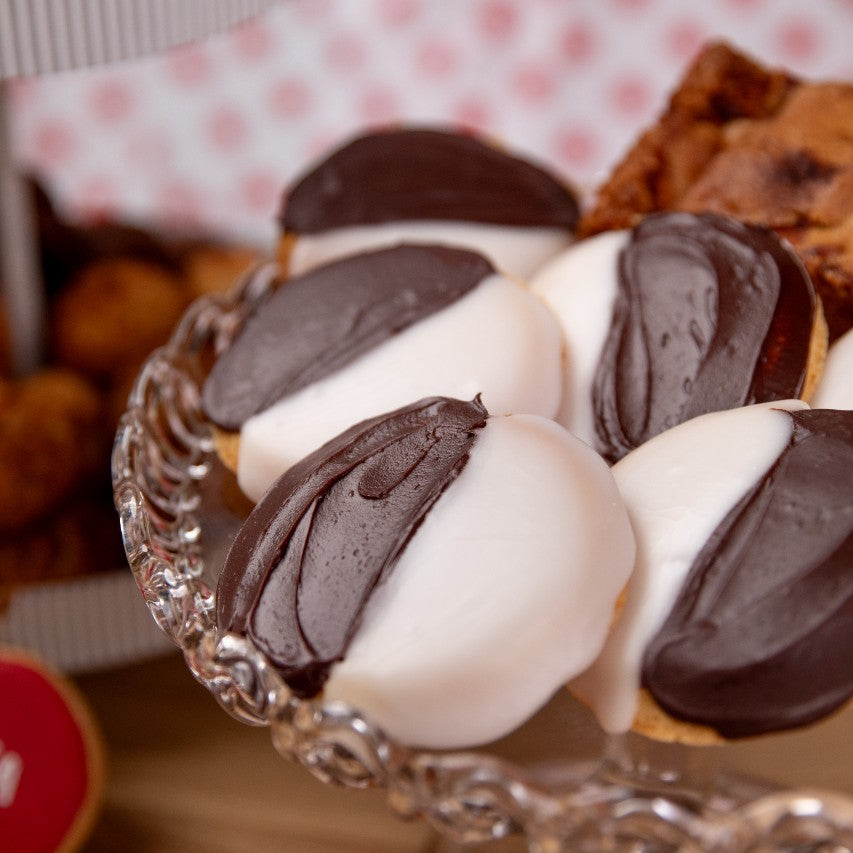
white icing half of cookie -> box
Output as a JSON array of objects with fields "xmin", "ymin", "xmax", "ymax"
[
  {"xmin": 287, "ymin": 222, "xmax": 574, "ymax": 282},
  {"xmin": 238, "ymin": 274, "xmax": 563, "ymax": 501},
  {"xmin": 323, "ymin": 413, "xmax": 636, "ymax": 749},
  {"xmin": 570, "ymin": 400, "xmax": 808, "ymax": 734},
  {"xmin": 529, "ymin": 230, "xmax": 628, "ymax": 445},
  {"xmin": 811, "ymin": 327, "xmax": 853, "ymax": 410}
]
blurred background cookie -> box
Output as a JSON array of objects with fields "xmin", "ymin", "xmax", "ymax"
[
  {"xmin": 0, "ymin": 368, "xmax": 102, "ymax": 531},
  {"xmin": 50, "ymin": 257, "xmax": 189, "ymax": 378},
  {"xmin": 0, "ymin": 180, "xmax": 261, "ymax": 599}
]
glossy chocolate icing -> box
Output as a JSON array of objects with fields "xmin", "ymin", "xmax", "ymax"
[
  {"xmin": 642, "ymin": 408, "xmax": 853, "ymax": 738},
  {"xmin": 202, "ymin": 244, "xmax": 493, "ymax": 431},
  {"xmin": 593, "ymin": 212, "xmax": 816, "ymax": 462},
  {"xmin": 215, "ymin": 396, "xmax": 488, "ymax": 697},
  {"xmin": 280, "ymin": 128, "xmax": 579, "ymax": 233}
]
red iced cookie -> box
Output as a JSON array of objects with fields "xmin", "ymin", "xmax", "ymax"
[{"xmin": 0, "ymin": 646, "xmax": 104, "ymax": 852}]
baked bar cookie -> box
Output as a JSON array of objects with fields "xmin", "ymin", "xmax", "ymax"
[
  {"xmin": 571, "ymin": 402, "xmax": 853, "ymax": 744},
  {"xmin": 278, "ymin": 127, "xmax": 579, "ymax": 281},
  {"xmin": 216, "ymin": 396, "xmax": 635, "ymax": 748},
  {"xmin": 580, "ymin": 42, "xmax": 853, "ymax": 341}
]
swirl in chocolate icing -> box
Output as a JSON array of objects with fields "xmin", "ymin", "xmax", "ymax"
[
  {"xmin": 593, "ymin": 212, "xmax": 816, "ymax": 462},
  {"xmin": 202, "ymin": 245, "xmax": 493, "ymax": 431},
  {"xmin": 215, "ymin": 396, "xmax": 488, "ymax": 697},
  {"xmin": 280, "ymin": 128, "xmax": 579, "ymax": 233},
  {"xmin": 642, "ymin": 408, "xmax": 853, "ymax": 738}
]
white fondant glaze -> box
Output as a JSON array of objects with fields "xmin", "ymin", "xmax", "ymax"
[
  {"xmin": 570, "ymin": 400, "xmax": 809, "ymax": 734},
  {"xmin": 323, "ymin": 413, "xmax": 636, "ymax": 749},
  {"xmin": 529, "ymin": 231, "xmax": 627, "ymax": 445},
  {"xmin": 237, "ymin": 274, "xmax": 563, "ymax": 501},
  {"xmin": 811, "ymin": 327, "xmax": 853, "ymax": 410},
  {"xmin": 287, "ymin": 221, "xmax": 574, "ymax": 282}
]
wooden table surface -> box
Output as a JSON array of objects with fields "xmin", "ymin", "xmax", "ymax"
[{"xmin": 74, "ymin": 649, "xmax": 852, "ymax": 852}]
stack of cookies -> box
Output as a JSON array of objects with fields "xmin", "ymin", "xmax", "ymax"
[
  {"xmin": 0, "ymin": 180, "xmax": 260, "ymax": 602},
  {"xmin": 180, "ymin": 45, "xmax": 851, "ymax": 752}
]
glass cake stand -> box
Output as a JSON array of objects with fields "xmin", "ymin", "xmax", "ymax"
[{"xmin": 112, "ymin": 264, "xmax": 853, "ymax": 852}]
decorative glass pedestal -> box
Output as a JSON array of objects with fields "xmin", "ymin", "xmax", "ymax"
[{"xmin": 112, "ymin": 268, "xmax": 853, "ymax": 852}]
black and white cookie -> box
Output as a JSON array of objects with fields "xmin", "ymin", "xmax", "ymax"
[
  {"xmin": 203, "ymin": 244, "xmax": 563, "ymax": 501},
  {"xmin": 572, "ymin": 401, "xmax": 853, "ymax": 743},
  {"xmin": 531, "ymin": 212, "xmax": 827, "ymax": 462},
  {"xmin": 279, "ymin": 127, "xmax": 580, "ymax": 281},
  {"xmin": 216, "ymin": 397, "xmax": 635, "ymax": 749}
]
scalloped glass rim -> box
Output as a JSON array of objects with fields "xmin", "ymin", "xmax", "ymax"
[{"xmin": 112, "ymin": 264, "xmax": 853, "ymax": 850}]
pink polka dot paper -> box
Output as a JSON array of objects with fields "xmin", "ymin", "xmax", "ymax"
[{"xmin": 7, "ymin": 0, "xmax": 853, "ymax": 246}]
